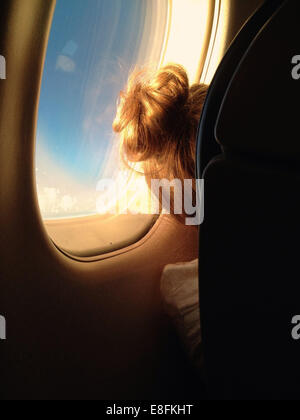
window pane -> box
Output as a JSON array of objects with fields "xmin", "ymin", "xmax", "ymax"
[{"xmin": 36, "ymin": 0, "xmax": 168, "ymax": 219}]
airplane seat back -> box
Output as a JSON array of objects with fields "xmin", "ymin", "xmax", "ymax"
[
  {"xmin": 197, "ymin": 0, "xmax": 285, "ymax": 175},
  {"xmin": 197, "ymin": 0, "xmax": 300, "ymax": 399}
]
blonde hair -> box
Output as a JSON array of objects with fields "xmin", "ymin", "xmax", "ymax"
[{"xmin": 113, "ymin": 64, "xmax": 208, "ymax": 222}]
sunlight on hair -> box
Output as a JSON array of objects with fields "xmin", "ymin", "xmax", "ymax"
[{"xmin": 98, "ymin": 0, "xmax": 216, "ymax": 218}]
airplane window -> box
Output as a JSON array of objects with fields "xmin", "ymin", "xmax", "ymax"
[{"xmin": 36, "ymin": 0, "xmax": 169, "ymax": 256}]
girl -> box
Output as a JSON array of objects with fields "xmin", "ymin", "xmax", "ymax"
[{"xmin": 113, "ymin": 64, "xmax": 208, "ymax": 368}]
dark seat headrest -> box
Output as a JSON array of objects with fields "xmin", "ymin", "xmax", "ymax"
[{"xmin": 216, "ymin": 0, "xmax": 300, "ymax": 163}]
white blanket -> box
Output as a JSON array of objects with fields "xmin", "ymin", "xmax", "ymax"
[{"xmin": 161, "ymin": 259, "xmax": 201, "ymax": 369}]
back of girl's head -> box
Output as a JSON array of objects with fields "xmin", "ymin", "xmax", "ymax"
[{"xmin": 113, "ymin": 64, "xmax": 208, "ymax": 182}]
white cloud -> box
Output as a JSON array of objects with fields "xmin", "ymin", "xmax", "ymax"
[
  {"xmin": 37, "ymin": 187, "xmax": 82, "ymax": 218},
  {"xmin": 56, "ymin": 55, "xmax": 76, "ymax": 73},
  {"xmin": 35, "ymin": 142, "xmax": 98, "ymax": 218},
  {"xmin": 61, "ymin": 194, "xmax": 78, "ymax": 212}
]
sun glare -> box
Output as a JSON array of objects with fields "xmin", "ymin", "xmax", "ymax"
[{"xmin": 161, "ymin": 0, "xmax": 212, "ymax": 83}]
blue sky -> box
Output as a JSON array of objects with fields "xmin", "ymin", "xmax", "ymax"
[
  {"xmin": 38, "ymin": 0, "xmax": 147, "ymax": 182},
  {"xmin": 36, "ymin": 0, "xmax": 168, "ymax": 218}
]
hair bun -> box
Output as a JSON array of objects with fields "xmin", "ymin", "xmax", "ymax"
[
  {"xmin": 113, "ymin": 64, "xmax": 206, "ymax": 163},
  {"xmin": 148, "ymin": 64, "xmax": 189, "ymax": 108},
  {"xmin": 139, "ymin": 64, "xmax": 189, "ymax": 131}
]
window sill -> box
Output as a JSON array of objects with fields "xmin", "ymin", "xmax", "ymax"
[{"xmin": 44, "ymin": 213, "xmax": 157, "ymax": 258}]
